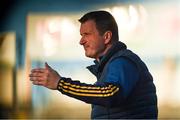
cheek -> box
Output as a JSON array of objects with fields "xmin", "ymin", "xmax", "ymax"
[
  {"xmin": 90, "ymin": 41, "xmax": 104, "ymax": 55},
  {"xmin": 87, "ymin": 36, "xmax": 105, "ymax": 51},
  {"xmin": 90, "ymin": 41, "xmax": 100, "ymax": 50},
  {"xmin": 95, "ymin": 39, "xmax": 105, "ymax": 49}
]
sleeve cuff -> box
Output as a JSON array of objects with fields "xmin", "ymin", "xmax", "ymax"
[{"xmin": 57, "ymin": 77, "xmax": 66, "ymax": 90}]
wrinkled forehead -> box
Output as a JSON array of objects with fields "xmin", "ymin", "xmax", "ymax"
[
  {"xmin": 80, "ymin": 20, "xmax": 97, "ymax": 32},
  {"xmin": 80, "ymin": 20, "xmax": 96, "ymax": 27}
]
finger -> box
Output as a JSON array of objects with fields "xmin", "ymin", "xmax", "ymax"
[
  {"xmin": 32, "ymin": 80, "xmax": 38, "ymax": 85},
  {"xmin": 31, "ymin": 68, "xmax": 46, "ymax": 73},
  {"xmin": 45, "ymin": 62, "xmax": 52, "ymax": 69},
  {"xmin": 30, "ymin": 75, "xmax": 48, "ymax": 82},
  {"xmin": 30, "ymin": 76, "xmax": 38, "ymax": 81},
  {"xmin": 32, "ymin": 80, "xmax": 43, "ymax": 86},
  {"xmin": 30, "ymin": 76, "xmax": 43, "ymax": 81},
  {"xmin": 29, "ymin": 72, "xmax": 45, "ymax": 77}
]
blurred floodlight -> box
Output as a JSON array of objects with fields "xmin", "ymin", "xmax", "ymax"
[
  {"xmin": 48, "ymin": 19, "xmax": 61, "ymax": 33},
  {"xmin": 112, "ymin": 6, "xmax": 129, "ymax": 30},
  {"xmin": 129, "ymin": 5, "xmax": 139, "ymax": 31},
  {"xmin": 42, "ymin": 33, "xmax": 57, "ymax": 56}
]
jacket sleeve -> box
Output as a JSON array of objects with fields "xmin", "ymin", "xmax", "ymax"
[
  {"xmin": 57, "ymin": 77, "xmax": 122, "ymax": 107},
  {"xmin": 57, "ymin": 57, "xmax": 139, "ymax": 107}
]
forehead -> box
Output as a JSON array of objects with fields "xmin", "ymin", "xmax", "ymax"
[{"xmin": 80, "ymin": 20, "xmax": 97, "ymax": 32}]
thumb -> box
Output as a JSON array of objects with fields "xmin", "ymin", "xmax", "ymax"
[{"xmin": 45, "ymin": 62, "xmax": 51, "ymax": 69}]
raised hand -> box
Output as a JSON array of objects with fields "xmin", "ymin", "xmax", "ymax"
[{"xmin": 29, "ymin": 62, "xmax": 61, "ymax": 90}]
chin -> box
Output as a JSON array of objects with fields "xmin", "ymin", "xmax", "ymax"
[{"xmin": 85, "ymin": 53, "xmax": 95, "ymax": 58}]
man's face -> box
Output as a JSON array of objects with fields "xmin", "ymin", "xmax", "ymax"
[{"xmin": 79, "ymin": 20, "xmax": 106, "ymax": 59}]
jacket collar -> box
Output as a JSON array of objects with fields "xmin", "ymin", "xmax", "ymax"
[{"xmin": 87, "ymin": 41, "xmax": 127, "ymax": 76}]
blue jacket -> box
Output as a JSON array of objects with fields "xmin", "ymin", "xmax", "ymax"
[{"xmin": 57, "ymin": 41, "xmax": 158, "ymax": 119}]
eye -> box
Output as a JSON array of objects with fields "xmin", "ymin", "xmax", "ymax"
[{"xmin": 81, "ymin": 33, "xmax": 89, "ymax": 37}]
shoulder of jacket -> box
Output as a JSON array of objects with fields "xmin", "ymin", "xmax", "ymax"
[{"xmin": 110, "ymin": 49, "xmax": 132, "ymax": 61}]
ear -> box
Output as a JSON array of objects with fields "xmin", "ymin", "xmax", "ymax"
[{"xmin": 103, "ymin": 31, "xmax": 112, "ymax": 44}]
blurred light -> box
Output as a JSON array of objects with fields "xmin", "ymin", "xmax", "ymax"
[
  {"xmin": 100, "ymin": 7, "xmax": 111, "ymax": 13},
  {"xmin": 128, "ymin": 5, "xmax": 139, "ymax": 31},
  {"xmin": 42, "ymin": 33, "xmax": 57, "ymax": 56},
  {"xmin": 48, "ymin": 19, "xmax": 61, "ymax": 33},
  {"xmin": 139, "ymin": 4, "xmax": 148, "ymax": 26},
  {"xmin": 0, "ymin": 32, "xmax": 15, "ymax": 107},
  {"xmin": 61, "ymin": 18, "xmax": 76, "ymax": 34},
  {"xmin": 60, "ymin": 18, "xmax": 77, "ymax": 44},
  {"xmin": 112, "ymin": 6, "xmax": 129, "ymax": 30}
]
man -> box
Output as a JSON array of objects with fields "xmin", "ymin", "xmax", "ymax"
[{"xmin": 29, "ymin": 11, "xmax": 158, "ymax": 119}]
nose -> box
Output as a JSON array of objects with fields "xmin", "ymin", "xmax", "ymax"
[{"xmin": 79, "ymin": 37, "xmax": 86, "ymax": 45}]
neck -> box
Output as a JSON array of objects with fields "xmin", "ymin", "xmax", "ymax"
[{"xmin": 96, "ymin": 44, "xmax": 112, "ymax": 62}]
